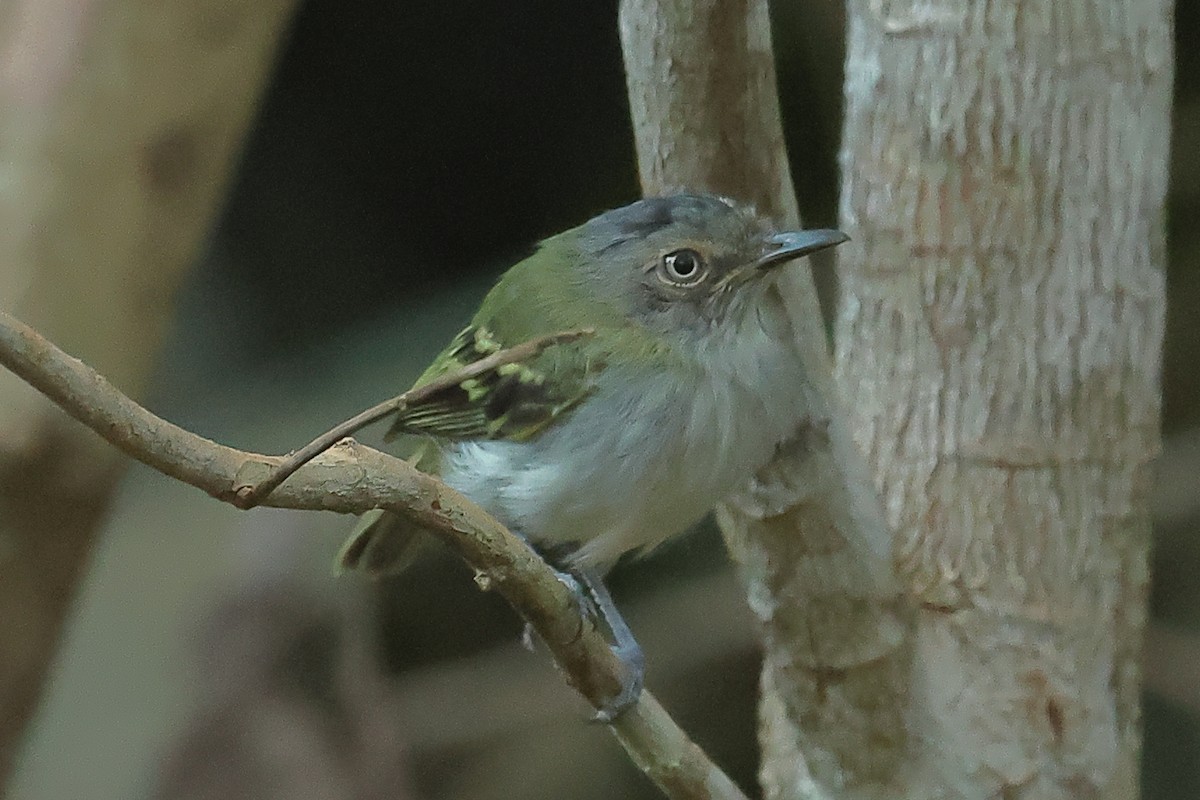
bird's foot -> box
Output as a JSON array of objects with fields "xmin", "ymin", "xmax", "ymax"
[
  {"xmin": 544, "ymin": 566, "xmax": 645, "ymax": 721},
  {"xmin": 574, "ymin": 568, "xmax": 645, "ymax": 722},
  {"xmin": 591, "ymin": 636, "xmax": 644, "ymax": 723},
  {"xmin": 552, "ymin": 569, "xmax": 598, "ymax": 622}
]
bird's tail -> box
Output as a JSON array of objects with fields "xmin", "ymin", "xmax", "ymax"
[{"xmin": 336, "ymin": 508, "xmax": 430, "ymax": 578}]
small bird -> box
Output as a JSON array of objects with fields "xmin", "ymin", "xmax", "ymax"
[{"xmin": 340, "ymin": 194, "xmax": 847, "ymax": 718}]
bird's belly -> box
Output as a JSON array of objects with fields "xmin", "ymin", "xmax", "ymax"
[
  {"xmin": 439, "ymin": 344, "xmax": 805, "ymax": 569},
  {"xmin": 442, "ymin": 424, "xmax": 724, "ymax": 569}
]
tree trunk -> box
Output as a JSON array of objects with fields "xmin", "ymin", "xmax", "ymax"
[
  {"xmin": 620, "ymin": 1, "xmax": 909, "ymax": 795},
  {"xmin": 0, "ymin": 0, "xmax": 296, "ymax": 785},
  {"xmin": 831, "ymin": 1, "xmax": 1172, "ymax": 797},
  {"xmin": 622, "ymin": 0, "xmax": 1173, "ymax": 797}
]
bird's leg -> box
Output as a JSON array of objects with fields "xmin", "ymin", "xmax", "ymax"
[
  {"xmin": 574, "ymin": 567, "xmax": 645, "ymax": 722},
  {"xmin": 521, "ymin": 540, "xmax": 644, "ymax": 720}
]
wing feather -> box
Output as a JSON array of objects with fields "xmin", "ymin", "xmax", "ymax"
[{"xmin": 384, "ymin": 325, "xmax": 595, "ymax": 442}]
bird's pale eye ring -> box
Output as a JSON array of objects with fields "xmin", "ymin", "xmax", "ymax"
[{"xmin": 657, "ymin": 248, "xmax": 707, "ymax": 286}]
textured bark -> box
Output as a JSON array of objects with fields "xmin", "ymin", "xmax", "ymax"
[
  {"xmin": 622, "ymin": 0, "xmax": 1172, "ymax": 797},
  {"xmin": 834, "ymin": 1, "xmax": 1172, "ymax": 798},
  {"xmin": 0, "ymin": 0, "xmax": 296, "ymax": 784},
  {"xmin": 620, "ymin": 1, "xmax": 910, "ymax": 795}
]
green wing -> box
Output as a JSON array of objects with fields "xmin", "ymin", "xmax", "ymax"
[
  {"xmin": 384, "ymin": 324, "xmax": 595, "ymax": 442},
  {"xmin": 383, "ymin": 236, "xmax": 631, "ymax": 443},
  {"xmin": 345, "ymin": 319, "xmax": 597, "ymax": 579}
]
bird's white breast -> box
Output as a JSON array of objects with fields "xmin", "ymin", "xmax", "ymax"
[{"xmin": 440, "ymin": 286, "xmax": 808, "ymax": 569}]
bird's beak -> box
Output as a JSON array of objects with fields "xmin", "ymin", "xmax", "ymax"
[{"xmin": 756, "ymin": 229, "xmax": 850, "ymax": 270}]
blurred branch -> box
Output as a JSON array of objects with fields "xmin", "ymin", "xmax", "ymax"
[
  {"xmin": 152, "ymin": 583, "xmax": 415, "ymax": 800},
  {"xmin": 0, "ymin": 309, "xmax": 748, "ymax": 800},
  {"xmin": 0, "ymin": 0, "xmax": 297, "ymax": 784}
]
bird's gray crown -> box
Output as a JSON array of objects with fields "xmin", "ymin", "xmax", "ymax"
[{"xmin": 601, "ymin": 194, "xmax": 743, "ymax": 240}]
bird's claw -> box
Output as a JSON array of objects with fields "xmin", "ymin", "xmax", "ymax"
[
  {"xmin": 553, "ymin": 570, "xmax": 598, "ymax": 624},
  {"xmin": 591, "ymin": 638, "xmax": 645, "ymax": 723}
]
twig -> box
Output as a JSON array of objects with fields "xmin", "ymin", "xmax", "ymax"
[
  {"xmin": 232, "ymin": 328, "xmax": 594, "ymax": 509},
  {"xmin": 0, "ymin": 309, "xmax": 748, "ymax": 800}
]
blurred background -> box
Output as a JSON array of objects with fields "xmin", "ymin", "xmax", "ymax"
[{"xmin": 4, "ymin": 2, "xmax": 1197, "ymax": 799}]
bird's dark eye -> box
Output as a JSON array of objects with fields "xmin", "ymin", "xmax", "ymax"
[{"xmin": 658, "ymin": 249, "xmax": 707, "ymax": 286}]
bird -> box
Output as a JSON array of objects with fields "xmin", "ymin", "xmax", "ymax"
[{"xmin": 338, "ymin": 193, "xmax": 848, "ymax": 719}]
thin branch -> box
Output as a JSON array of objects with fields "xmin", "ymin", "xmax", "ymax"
[
  {"xmin": 232, "ymin": 328, "xmax": 594, "ymax": 509},
  {"xmin": 0, "ymin": 309, "xmax": 747, "ymax": 800}
]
